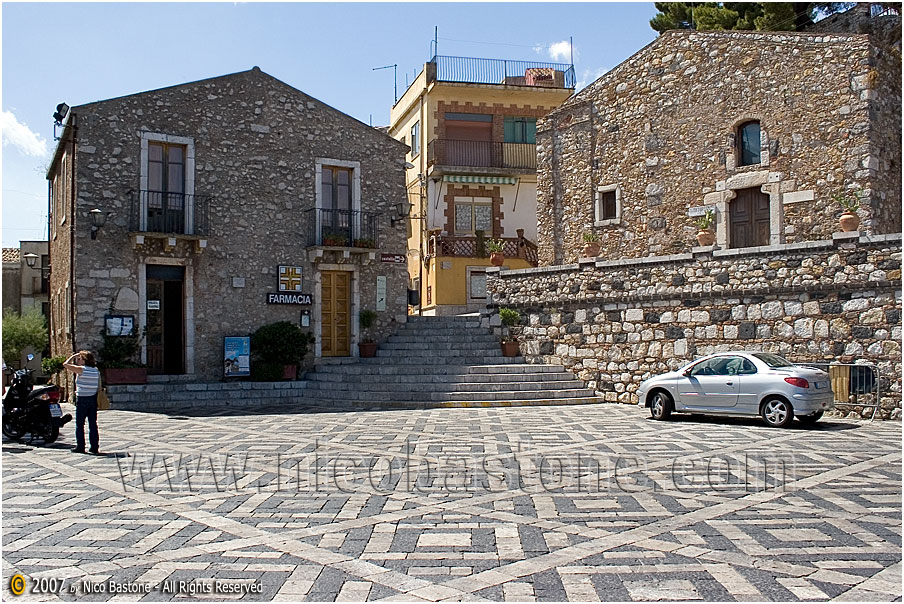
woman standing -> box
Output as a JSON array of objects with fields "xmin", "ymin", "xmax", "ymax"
[{"xmin": 63, "ymin": 350, "xmax": 101, "ymax": 454}]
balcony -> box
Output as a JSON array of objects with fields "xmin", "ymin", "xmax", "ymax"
[
  {"xmin": 304, "ymin": 208, "xmax": 380, "ymax": 249},
  {"xmin": 427, "ymin": 140, "xmax": 537, "ymax": 171},
  {"xmin": 428, "ymin": 233, "xmax": 539, "ymax": 267},
  {"xmin": 430, "ymin": 55, "xmax": 575, "ymax": 89},
  {"xmin": 128, "ymin": 190, "xmax": 212, "ymax": 250}
]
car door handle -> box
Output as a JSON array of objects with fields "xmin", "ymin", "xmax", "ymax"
[{"xmin": 725, "ymin": 381, "xmax": 734, "ymax": 386}]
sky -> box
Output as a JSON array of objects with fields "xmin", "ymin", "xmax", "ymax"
[{"xmin": 1, "ymin": 1, "xmax": 659, "ymax": 248}]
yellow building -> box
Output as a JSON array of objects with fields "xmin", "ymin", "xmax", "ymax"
[{"xmin": 389, "ymin": 56, "xmax": 574, "ymax": 315}]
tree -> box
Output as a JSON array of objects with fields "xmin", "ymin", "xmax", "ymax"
[
  {"xmin": 649, "ymin": 2, "xmax": 855, "ymax": 34},
  {"xmin": 2, "ymin": 308, "xmax": 48, "ymax": 366}
]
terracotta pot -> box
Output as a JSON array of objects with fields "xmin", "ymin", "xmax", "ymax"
[
  {"xmin": 490, "ymin": 252, "xmax": 505, "ymax": 266},
  {"xmin": 358, "ymin": 341, "xmax": 377, "ymax": 358},
  {"xmin": 282, "ymin": 364, "xmax": 297, "ymax": 380},
  {"xmin": 500, "ymin": 341, "xmax": 520, "ymax": 357},
  {"xmin": 583, "ymin": 242, "xmax": 601, "ymax": 258},
  {"xmin": 839, "ymin": 212, "xmax": 860, "ymax": 232},
  {"xmin": 103, "ymin": 367, "xmax": 147, "ymax": 385},
  {"xmin": 696, "ymin": 229, "xmax": 715, "ymax": 247}
]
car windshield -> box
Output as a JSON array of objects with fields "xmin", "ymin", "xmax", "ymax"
[{"xmin": 752, "ymin": 352, "xmax": 794, "ymax": 368}]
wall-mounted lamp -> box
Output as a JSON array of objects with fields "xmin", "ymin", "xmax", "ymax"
[
  {"xmin": 403, "ymin": 162, "xmax": 415, "ymax": 169},
  {"xmin": 391, "ymin": 201, "xmax": 413, "ymax": 227},
  {"xmin": 52, "ymin": 102, "xmax": 69, "ymax": 125},
  {"xmin": 23, "ymin": 253, "xmax": 50, "ymax": 278},
  {"xmin": 89, "ymin": 208, "xmax": 107, "ymax": 240}
]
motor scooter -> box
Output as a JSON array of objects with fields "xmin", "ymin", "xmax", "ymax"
[{"xmin": 2, "ymin": 354, "xmax": 71, "ymax": 444}]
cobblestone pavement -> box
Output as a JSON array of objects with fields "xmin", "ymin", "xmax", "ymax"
[{"xmin": 3, "ymin": 403, "xmax": 901, "ymax": 602}]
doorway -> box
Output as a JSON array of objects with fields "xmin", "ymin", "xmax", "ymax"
[
  {"xmin": 730, "ymin": 187, "xmax": 771, "ymax": 248},
  {"xmin": 321, "ymin": 271, "xmax": 350, "ymax": 356},
  {"xmin": 146, "ymin": 265, "xmax": 185, "ymax": 374}
]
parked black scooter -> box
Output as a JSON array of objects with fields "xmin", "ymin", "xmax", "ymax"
[{"xmin": 2, "ymin": 354, "xmax": 71, "ymax": 444}]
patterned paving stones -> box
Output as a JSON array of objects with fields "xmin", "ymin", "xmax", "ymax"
[{"xmin": 2, "ymin": 403, "xmax": 901, "ymax": 601}]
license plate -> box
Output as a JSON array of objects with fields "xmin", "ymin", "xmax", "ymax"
[
  {"xmin": 814, "ymin": 381, "xmax": 829, "ymax": 389},
  {"xmin": 49, "ymin": 404, "xmax": 62, "ymax": 418}
]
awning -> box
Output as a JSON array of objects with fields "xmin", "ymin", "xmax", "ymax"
[{"xmin": 443, "ymin": 175, "xmax": 518, "ymax": 185}]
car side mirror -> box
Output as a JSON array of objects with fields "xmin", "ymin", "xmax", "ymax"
[{"xmin": 682, "ymin": 369, "xmax": 692, "ymax": 377}]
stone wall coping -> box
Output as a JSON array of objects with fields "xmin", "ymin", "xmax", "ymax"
[{"xmin": 493, "ymin": 234, "xmax": 903, "ymax": 281}]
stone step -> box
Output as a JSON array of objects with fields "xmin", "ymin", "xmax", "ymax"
[
  {"xmin": 328, "ymin": 396, "xmax": 607, "ymax": 409},
  {"xmin": 374, "ymin": 347, "xmax": 502, "ymax": 357},
  {"xmin": 306, "ymin": 371, "xmax": 578, "ymax": 384},
  {"xmin": 303, "ymin": 380, "xmax": 584, "ymax": 393},
  {"xmin": 302, "ymin": 388, "xmax": 596, "ymax": 403},
  {"xmin": 380, "ymin": 342, "xmax": 499, "ymax": 351},
  {"xmin": 359, "ymin": 355, "xmax": 522, "ymax": 365},
  {"xmin": 310, "ymin": 363, "xmax": 565, "ymax": 375},
  {"xmin": 387, "ymin": 335, "xmax": 499, "ymax": 344}
]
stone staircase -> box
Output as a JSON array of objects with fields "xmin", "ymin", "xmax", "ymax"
[{"xmin": 301, "ymin": 315, "xmax": 605, "ymax": 408}]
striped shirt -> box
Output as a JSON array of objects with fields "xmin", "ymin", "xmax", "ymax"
[{"xmin": 75, "ymin": 366, "xmax": 100, "ymax": 397}]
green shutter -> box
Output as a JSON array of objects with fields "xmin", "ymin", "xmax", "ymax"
[
  {"xmin": 503, "ymin": 117, "xmax": 514, "ymax": 143},
  {"xmin": 526, "ymin": 119, "xmax": 537, "ymax": 144}
]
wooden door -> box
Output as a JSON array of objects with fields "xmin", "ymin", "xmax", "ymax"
[
  {"xmin": 730, "ymin": 188, "xmax": 771, "ymax": 249},
  {"xmin": 321, "ymin": 271, "xmax": 350, "ymax": 356}
]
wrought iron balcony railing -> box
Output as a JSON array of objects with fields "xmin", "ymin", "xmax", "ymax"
[
  {"xmin": 427, "ymin": 233, "xmax": 539, "ymax": 267},
  {"xmin": 304, "ymin": 208, "xmax": 380, "ymax": 248},
  {"xmin": 129, "ymin": 190, "xmax": 211, "ymax": 236},
  {"xmin": 427, "ymin": 139, "xmax": 537, "ymax": 170},
  {"xmin": 430, "ymin": 55, "xmax": 575, "ymax": 89}
]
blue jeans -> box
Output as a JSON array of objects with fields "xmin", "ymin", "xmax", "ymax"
[{"xmin": 75, "ymin": 394, "xmax": 99, "ymax": 452}]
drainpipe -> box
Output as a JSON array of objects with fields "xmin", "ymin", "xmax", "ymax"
[
  {"xmin": 68, "ymin": 113, "xmax": 78, "ymax": 352},
  {"xmin": 418, "ymin": 92, "xmax": 425, "ymax": 317},
  {"xmin": 46, "ymin": 178, "xmax": 53, "ymax": 356}
]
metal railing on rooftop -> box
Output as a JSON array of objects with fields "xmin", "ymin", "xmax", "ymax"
[{"xmin": 430, "ymin": 55, "xmax": 575, "ymax": 89}]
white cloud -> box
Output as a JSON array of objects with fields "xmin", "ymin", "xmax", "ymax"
[
  {"xmin": 547, "ymin": 40, "xmax": 574, "ymax": 62},
  {"xmin": 576, "ymin": 67, "xmax": 610, "ymax": 91},
  {"xmin": 1, "ymin": 111, "xmax": 48, "ymax": 158}
]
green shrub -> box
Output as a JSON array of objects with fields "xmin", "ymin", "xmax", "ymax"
[
  {"xmin": 2, "ymin": 308, "xmax": 47, "ymax": 364},
  {"xmin": 42, "ymin": 356, "xmax": 66, "ymax": 375},
  {"xmin": 499, "ymin": 307, "xmax": 520, "ymax": 328},
  {"xmin": 99, "ymin": 332, "xmax": 141, "ymax": 368},
  {"xmin": 251, "ymin": 321, "xmax": 314, "ymax": 365}
]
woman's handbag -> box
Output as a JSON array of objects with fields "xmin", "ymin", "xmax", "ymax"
[{"xmin": 97, "ymin": 379, "xmax": 111, "ymax": 410}]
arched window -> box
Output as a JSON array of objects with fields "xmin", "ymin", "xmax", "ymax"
[{"xmin": 737, "ymin": 121, "xmax": 761, "ymax": 166}]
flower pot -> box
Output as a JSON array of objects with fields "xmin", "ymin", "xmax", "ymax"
[
  {"xmin": 583, "ymin": 242, "xmax": 601, "ymax": 258},
  {"xmin": 283, "ymin": 364, "xmax": 297, "ymax": 381},
  {"xmin": 490, "ymin": 252, "xmax": 505, "ymax": 266},
  {"xmin": 103, "ymin": 367, "xmax": 147, "ymax": 385},
  {"xmin": 500, "ymin": 341, "xmax": 520, "ymax": 357},
  {"xmin": 696, "ymin": 229, "xmax": 715, "ymax": 247},
  {"xmin": 359, "ymin": 341, "xmax": 377, "ymax": 358},
  {"xmin": 839, "ymin": 211, "xmax": 860, "ymax": 232}
]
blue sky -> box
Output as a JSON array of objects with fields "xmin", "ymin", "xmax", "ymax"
[{"xmin": 1, "ymin": 2, "xmax": 658, "ymax": 247}]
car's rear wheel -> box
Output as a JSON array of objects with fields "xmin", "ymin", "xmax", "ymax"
[
  {"xmin": 649, "ymin": 391, "xmax": 673, "ymax": 420},
  {"xmin": 761, "ymin": 397, "xmax": 794, "ymax": 428},
  {"xmin": 797, "ymin": 411, "xmax": 824, "ymax": 425}
]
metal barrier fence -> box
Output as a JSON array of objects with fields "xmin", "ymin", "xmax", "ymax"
[{"xmin": 795, "ymin": 361, "xmax": 882, "ymax": 421}]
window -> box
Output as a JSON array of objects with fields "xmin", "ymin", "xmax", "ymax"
[
  {"xmin": 410, "ymin": 121, "xmax": 420, "ymax": 157},
  {"xmin": 147, "ymin": 142, "xmax": 186, "ymax": 232},
  {"xmin": 752, "ymin": 352, "xmax": 794, "ymax": 368},
  {"xmin": 454, "ymin": 197, "xmax": 493, "ymax": 235},
  {"xmin": 595, "ymin": 185, "xmax": 621, "ymax": 225},
  {"xmin": 322, "ymin": 165, "xmax": 352, "ymax": 211},
  {"xmin": 737, "ymin": 121, "xmax": 761, "ymax": 166},
  {"xmin": 467, "ymin": 268, "xmax": 488, "ymax": 301},
  {"xmin": 504, "ymin": 117, "xmax": 537, "ymax": 144}
]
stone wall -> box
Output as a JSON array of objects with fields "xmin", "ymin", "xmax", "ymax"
[
  {"xmin": 536, "ymin": 29, "xmax": 901, "ymax": 265},
  {"xmin": 48, "ymin": 68, "xmax": 410, "ymax": 380},
  {"xmin": 487, "ymin": 233, "xmax": 902, "ymax": 419}
]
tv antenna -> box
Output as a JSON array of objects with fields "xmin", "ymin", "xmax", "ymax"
[{"xmin": 373, "ymin": 64, "xmax": 398, "ymax": 104}]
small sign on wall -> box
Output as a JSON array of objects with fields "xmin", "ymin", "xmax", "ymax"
[
  {"xmin": 147, "ymin": 300, "xmax": 161, "ymax": 310},
  {"xmin": 376, "ymin": 276, "xmax": 387, "ymax": 311},
  {"xmin": 105, "ymin": 315, "xmax": 134, "ymax": 337},
  {"xmin": 381, "ymin": 253, "xmax": 406, "ymax": 264},
  {"xmin": 278, "ymin": 266, "xmax": 303, "ymax": 292},
  {"xmin": 688, "ymin": 205, "xmax": 715, "ymax": 217}
]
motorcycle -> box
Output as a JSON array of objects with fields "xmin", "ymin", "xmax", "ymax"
[{"xmin": 2, "ymin": 354, "xmax": 72, "ymax": 444}]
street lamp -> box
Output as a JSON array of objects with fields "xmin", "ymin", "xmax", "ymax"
[{"xmin": 23, "ymin": 252, "xmax": 50, "ymax": 279}]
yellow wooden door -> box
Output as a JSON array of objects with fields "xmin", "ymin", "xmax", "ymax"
[{"xmin": 321, "ymin": 271, "xmax": 350, "ymax": 356}]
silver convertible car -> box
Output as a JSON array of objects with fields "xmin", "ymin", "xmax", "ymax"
[{"xmin": 637, "ymin": 351, "xmax": 834, "ymax": 427}]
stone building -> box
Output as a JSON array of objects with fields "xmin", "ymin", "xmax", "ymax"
[
  {"xmin": 389, "ymin": 55, "xmax": 573, "ymax": 315},
  {"xmin": 47, "ymin": 68, "xmax": 409, "ymax": 381},
  {"xmin": 488, "ymin": 24, "xmax": 902, "ymax": 418},
  {"xmin": 535, "ymin": 28, "xmax": 900, "ymax": 264}
]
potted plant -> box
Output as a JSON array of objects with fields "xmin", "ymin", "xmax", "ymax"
[
  {"xmin": 358, "ymin": 309, "xmax": 378, "ymax": 358},
  {"xmin": 695, "ymin": 209, "xmax": 716, "ymax": 246},
  {"xmin": 251, "ymin": 321, "xmax": 314, "ymax": 381},
  {"xmin": 322, "ymin": 232, "xmax": 348, "ymax": 246},
  {"xmin": 352, "ymin": 237, "xmax": 376, "ymax": 249},
  {"xmin": 834, "ymin": 190, "xmax": 861, "ymax": 232},
  {"xmin": 499, "ymin": 307, "xmax": 521, "ymax": 357},
  {"xmin": 582, "ymin": 232, "xmax": 601, "ymax": 258},
  {"xmin": 99, "ymin": 330, "xmax": 147, "ymax": 384},
  {"xmin": 487, "ymin": 239, "xmax": 505, "ymax": 266}
]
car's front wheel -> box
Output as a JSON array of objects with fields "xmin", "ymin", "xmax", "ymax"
[
  {"xmin": 761, "ymin": 397, "xmax": 794, "ymax": 428},
  {"xmin": 797, "ymin": 411, "xmax": 824, "ymax": 425},
  {"xmin": 649, "ymin": 391, "xmax": 674, "ymax": 421}
]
